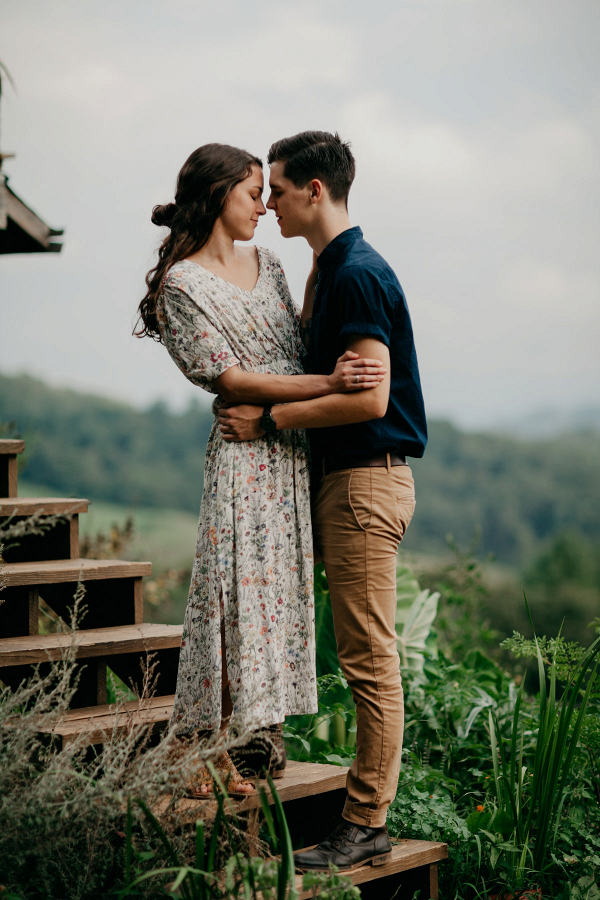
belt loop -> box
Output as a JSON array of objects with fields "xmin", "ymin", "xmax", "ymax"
[{"xmin": 386, "ymin": 452, "xmax": 391, "ymax": 474}]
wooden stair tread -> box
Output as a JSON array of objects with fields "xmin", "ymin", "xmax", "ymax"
[
  {"xmin": 295, "ymin": 839, "xmax": 448, "ymax": 898},
  {"xmin": 0, "ymin": 497, "xmax": 88, "ymax": 515},
  {"xmin": 2, "ymin": 557, "xmax": 152, "ymax": 586},
  {"xmin": 0, "ymin": 440, "xmax": 25, "ymax": 455},
  {"xmin": 40, "ymin": 694, "xmax": 176, "ymax": 744},
  {"xmin": 0, "ymin": 623, "xmax": 183, "ymax": 666},
  {"xmin": 153, "ymin": 759, "xmax": 350, "ymax": 817}
]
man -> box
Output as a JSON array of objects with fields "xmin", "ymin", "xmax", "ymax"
[{"xmin": 218, "ymin": 131, "xmax": 427, "ymax": 871}]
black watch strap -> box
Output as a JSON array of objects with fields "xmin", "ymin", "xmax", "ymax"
[{"xmin": 260, "ymin": 405, "xmax": 278, "ymax": 435}]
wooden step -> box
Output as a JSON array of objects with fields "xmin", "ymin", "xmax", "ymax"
[
  {"xmin": 0, "ymin": 622, "xmax": 183, "ymax": 666},
  {"xmin": 0, "ymin": 497, "xmax": 88, "ymax": 564},
  {"xmin": 155, "ymin": 758, "xmax": 349, "ymax": 817},
  {"xmin": 0, "ymin": 440, "xmax": 25, "ymax": 454},
  {"xmin": 42, "ymin": 694, "xmax": 176, "ymax": 746},
  {"xmin": 0, "ymin": 439, "xmax": 24, "ymax": 498},
  {"xmin": 1, "ymin": 559, "xmax": 151, "ymax": 638},
  {"xmin": 157, "ymin": 760, "xmax": 446, "ymax": 899},
  {"xmin": 0, "ymin": 497, "xmax": 88, "ymax": 516},
  {"xmin": 294, "ymin": 839, "xmax": 447, "ymax": 900},
  {"xmin": 0, "ymin": 623, "xmax": 181, "ymax": 705},
  {"xmin": 2, "ymin": 558, "xmax": 152, "ymax": 586}
]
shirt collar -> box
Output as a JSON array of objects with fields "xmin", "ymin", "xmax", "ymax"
[{"xmin": 317, "ymin": 226, "xmax": 363, "ymax": 271}]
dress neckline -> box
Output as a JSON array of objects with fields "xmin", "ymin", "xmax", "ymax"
[{"xmin": 181, "ymin": 246, "xmax": 264, "ymax": 295}]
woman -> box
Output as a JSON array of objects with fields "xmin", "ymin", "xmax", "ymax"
[{"xmin": 136, "ymin": 144, "xmax": 384, "ymax": 796}]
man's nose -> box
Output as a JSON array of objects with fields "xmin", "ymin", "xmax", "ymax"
[{"xmin": 266, "ymin": 195, "xmax": 276, "ymax": 210}]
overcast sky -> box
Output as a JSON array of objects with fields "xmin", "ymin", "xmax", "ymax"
[{"xmin": 1, "ymin": 0, "xmax": 599, "ymax": 429}]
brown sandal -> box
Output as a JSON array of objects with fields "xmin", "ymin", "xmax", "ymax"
[{"xmin": 188, "ymin": 750, "xmax": 256, "ymax": 800}]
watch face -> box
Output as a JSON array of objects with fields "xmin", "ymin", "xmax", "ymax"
[{"xmin": 261, "ymin": 413, "xmax": 276, "ymax": 434}]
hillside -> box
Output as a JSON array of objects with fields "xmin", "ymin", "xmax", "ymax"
[{"xmin": 2, "ymin": 372, "xmax": 600, "ymax": 568}]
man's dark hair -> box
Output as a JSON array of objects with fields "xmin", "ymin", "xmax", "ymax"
[{"xmin": 267, "ymin": 131, "xmax": 355, "ymax": 205}]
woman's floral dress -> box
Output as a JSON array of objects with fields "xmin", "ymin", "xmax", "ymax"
[{"xmin": 158, "ymin": 248, "xmax": 317, "ymax": 733}]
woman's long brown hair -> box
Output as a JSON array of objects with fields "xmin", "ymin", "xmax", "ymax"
[{"xmin": 135, "ymin": 143, "xmax": 262, "ymax": 341}]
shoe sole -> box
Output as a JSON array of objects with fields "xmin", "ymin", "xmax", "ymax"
[{"xmin": 294, "ymin": 852, "xmax": 390, "ymax": 873}]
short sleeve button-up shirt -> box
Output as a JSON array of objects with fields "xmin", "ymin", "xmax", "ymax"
[{"xmin": 307, "ymin": 226, "xmax": 427, "ymax": 460}]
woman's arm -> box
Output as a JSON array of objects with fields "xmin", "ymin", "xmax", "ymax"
[{"xmin": 214, "ymin": 351, "xmax": 386, "ymax": 405}]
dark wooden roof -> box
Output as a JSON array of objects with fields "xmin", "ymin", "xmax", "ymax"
[{"xmin": 0, "ymin": 173, "xmax": 63, "ymax": 254}]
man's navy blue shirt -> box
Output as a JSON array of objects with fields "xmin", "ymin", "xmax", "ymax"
[{"xmin": 307, "ymin": 226, "xmax": 427, "ymax": 460}]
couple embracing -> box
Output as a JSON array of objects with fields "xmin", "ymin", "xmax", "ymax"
[{"xmin": 136, "ymin": 131, "xmax": 427, "ymax": 872}]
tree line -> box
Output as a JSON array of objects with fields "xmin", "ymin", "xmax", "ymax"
[{"xmin": 2, "ymin": 372, "xmax": 600, "ymax": 570}]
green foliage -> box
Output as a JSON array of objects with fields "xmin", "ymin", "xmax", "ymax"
[
  {"xmin": 313, "ymin": 564, "xmax": 339, "ymax": 678},
  {"xmin": 396, "ymin": 586, "xmax": 439, "ymax": 673},
  {"xmin": 3, "ymin": 373, "xmax": 600, "ymax": 569},
  {"xmin": 121, "ymin": 777, "xmax": 357, "ymax": 900},
  {"xmin": 427, "ymin": 535, "xmax": 499, "ymax": 660},
  {"xmin": 0, "ymin": 373, "xmax": 212, "ymax": 512},
  {"xmin": 387, "ymin": 759, "xmax": 471, "ymax": 844},
  {"xmin": 501, "ymin": 632, "xmax": 587, "ymax": 683},
  {"xmin": 487, "ymin": 633, "xmax": 600, "ymax": 877},
  {"xmin": 284, "ymin": 671, "xmax": 356, "ymax": 767},
  {"xmin": 404, "ymin": 419, "xmax": 600, "ymax": 567}
]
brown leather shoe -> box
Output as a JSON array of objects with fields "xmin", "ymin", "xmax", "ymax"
[{"xmin": 293, "ymin": 819, "xmax": 392, "ymax": 872}]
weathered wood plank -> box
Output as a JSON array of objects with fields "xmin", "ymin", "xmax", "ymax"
[
  {"xmin": 70, "ymin": 516, "xmax": 79, "ymax": 558},
  {"xmin": 0, "ymin": 455, "xmax": 18, "ymax": 498},
  {"xmin": 0, "ymin": 623, "xmax": 183, "ymax": 666},
  {"xmin": 295, "ymin": 841, "xmax": 448, "ymax": 898},
  {"xmin": 0, "ymin": 498, "xmax": 88, "ymax": 515},
  {"xmin": 3, "ymin": 558, "xmax": 152, "ymax": 586},
  {"xmin": 0, "ymin": 440, "xmax": 25, "ymax": 455},
  {"xmin": 0, "ymin": 442, "xmax": 24, "ymax": 499},
  {"xmin": 153, "ymin": 759, "xmax": 350, "ymax": 818},
  {"xmin": 49, "ymin": 695, "xmax": 176, "ymax": 745}
]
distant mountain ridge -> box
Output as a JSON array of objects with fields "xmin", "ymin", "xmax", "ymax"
[
  {"xmin": 491, "ymin": 406, "xmax": 600, "ymax": 439},
  {"xmin": 2, "ymin": 372, "xmax": 599, "ymax": 569}
]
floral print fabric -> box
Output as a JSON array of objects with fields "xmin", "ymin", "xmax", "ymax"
[{"xmin": 157, "ymin": 248, "xmax": 317, "ymax": 732}]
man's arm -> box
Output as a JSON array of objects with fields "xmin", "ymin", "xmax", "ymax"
[{"xmin": 218, "ymin": 337, "xmax": 390, "ymax": 441}]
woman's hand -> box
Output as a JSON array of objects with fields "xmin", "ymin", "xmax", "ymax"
[{"xmin": 328, "ymin": 350, "xmax": 387, "ymax": 394}]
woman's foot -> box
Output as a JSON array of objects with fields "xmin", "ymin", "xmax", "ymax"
[{"xmin": 188, "ymin": 750, "xmax": 256, "ymax": 799}]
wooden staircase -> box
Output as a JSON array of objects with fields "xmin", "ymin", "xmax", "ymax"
[
  {"xmin": 0, "ymin": 439, "xmax": 447, "ymax": 897},
  {"xmin": 0, "ymin": 438, "xmax": 179, "ymax": 726}
]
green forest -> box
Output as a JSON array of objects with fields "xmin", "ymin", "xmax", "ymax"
[{"xmin": 2, "ymin": 371, "xmax": 600, "ymax": 647}]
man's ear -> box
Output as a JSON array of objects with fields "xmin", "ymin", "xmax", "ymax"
[{"xmin": 308, "ymin": 179, "xmax": 325, "ymax": 204}]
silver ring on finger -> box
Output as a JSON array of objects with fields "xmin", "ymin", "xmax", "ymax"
[{"xmin": 355, "ymin": 374, "xmax": 360, "ymax": 384}]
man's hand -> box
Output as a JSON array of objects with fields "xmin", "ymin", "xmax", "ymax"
[{"xmin": 218, "ymin": 404, "xmax": 265, "ymax": 442}]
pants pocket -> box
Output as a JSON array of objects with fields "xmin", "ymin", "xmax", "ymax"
[
  {"xmin": 397, "ymin": 495, "xmax": 416, "ymax": 540},
  {"xmin": 348, "ymin": 469, "xmax": 373, "ymax": 531}
]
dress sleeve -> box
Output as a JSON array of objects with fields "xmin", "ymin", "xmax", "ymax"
[
  {"xmin": 158, "ymin": 279, "xmax": 240, "ymax": 394},
  {"xmin": 337, "ymin": 266, "xmax": 399, "ymax": 348},
  {"xmin": 262, "ymin": 247, "xmax": 302, "ymax": 323},
  {"xmin": 260, "ymin": 247, "xmax": 306, "ymax": 363}
]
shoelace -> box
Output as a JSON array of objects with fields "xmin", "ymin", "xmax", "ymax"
[{"xmin": 330, "ymin": 826, "xmax": 353, "ymax": 850}]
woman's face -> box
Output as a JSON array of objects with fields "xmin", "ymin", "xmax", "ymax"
[{"xmin": 220, "ymin": 165, "xmax": 266, "ymax": 241}]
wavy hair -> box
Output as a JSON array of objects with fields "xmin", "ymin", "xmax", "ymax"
[{"xmin": 135, "ymin": 143, "xmax": 262, "ymax": 341}]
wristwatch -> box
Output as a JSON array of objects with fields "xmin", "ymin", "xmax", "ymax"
[{"xmin": 259, "ymin": 405, "xmax": 278, "ymax": 435}]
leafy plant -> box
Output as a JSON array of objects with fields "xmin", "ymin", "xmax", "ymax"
[
  {"xmin": 396, "ymin": 585, "xmax": 439, "ymax": 673},
  {"xmin": 120, "ymin": 773, "xmax": 357, "ymax": 900},
  {"xmin": 482, "ymin": 625, "xmax": 600, "ymax": 889}
]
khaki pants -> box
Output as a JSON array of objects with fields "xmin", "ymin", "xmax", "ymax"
[{"xmin": 313, "ymin": 463, "xmax": 416, "ymax": 828}]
